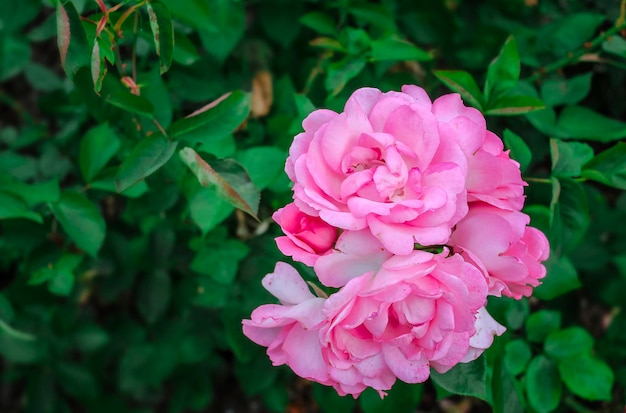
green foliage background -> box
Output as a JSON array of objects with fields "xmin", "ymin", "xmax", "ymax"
[{"xmin": 1, "ymin": 0, "xmax": 626, "ymax": 412}]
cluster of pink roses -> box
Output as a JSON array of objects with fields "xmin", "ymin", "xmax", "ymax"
[{"xmin": 242, "ymin": 86, "xmax": 549, "ymax": 397}]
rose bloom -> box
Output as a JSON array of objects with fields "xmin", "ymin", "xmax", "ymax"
[
  {"xmin": 319, "ymin": 250, "xmax": 498, "ymax": 397},
  {"xmin": 273, "ymin": 203, "xmax": 337, "ymax": 266},
  {"xmin": 286, "ymin": 86, "xmax": 470, "ymax": 256},
  {"xmin": 449, "ymin": 203, "xmax": 550, "ymax": 299},
  {"xmin": 242, "ymin": 263, "xmax": 331, "ymax": 385},
  {"xmin": 432, "ymin": 94, "xmax": 526, "ymax": 211}
]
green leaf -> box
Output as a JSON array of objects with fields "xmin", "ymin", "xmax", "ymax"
[
  {"xmin": 504, "ymin": 339, "xmax": 532, "ymax": 375},
  {"xmin": 581, "ymin": 142, "xmax": 626, "ymax": 190},
  {"xmin": 106, "ymin": 91, "xmax": 155, "ymax": 118},
  {"xmin": 168, "ymin": 91, "xmax": 249, "ymax": 145},
  {"xmin": 485, "ymin": 36, "xmax": 520, "ymax": 103},
  {"xmin": 540, "ymin": 73, "xmax": 592, "ymax": 107},
  {"xmin": 430, "ymin": 356, "xmax": 487, "ymax": 400},
  {"xmin": 503, "ymin": 129, "xmax": 531, "ymax": 172},
  {"xmin": 300, "ymin": 11, "xmax": 337, "ymax": 36},
  {"xmin": 370, "ymin": 38, "xmax": 432, "ymax": 62},
  {"xmin": 0, "ymin": 190, "xmax": 43, "ymax": 223},
  {"xmin": 525, "ymin": 355, "xmax": 561, "ymax": 413},
  {"xmin": 0, "ymin": 325, "xmax": 43, "ymax": 363},
  {"xmin": 313, "ymin": 384, "xmax": 356, "ymax": 413},
  {"xmin": 179, "ymin": 147, "xmax": 260, "ymax": 219},
  {"xmin": 525, "ymin": 310, "xmax": 561, "ymax": 343},
  {"xmin": 90, "ymin": 40, "xmax": 107, "ymax": 93},
  {"xmin": 0, "ymin": 36, "xmax": 32, "ymax": 81},
  {"xmin": 136, "ymin": 269, "xmax": 171, "ymax": 324},
  {"xmin": 556, "ymin": 106, "xmax": 626, "ymax": 142},
  {"xmin": 90, "ymin": 168, "xmax": 150, "ymax": 198},
  {"xmin": 235, "ymin": 147, "xmax": 286, "ymax": 190},
  {"xmin": 186, "ymin": 185, "xmax": 233, "ymax": 234},
  {"xmin": 325, "ymin": 57, "xmax": 367, "ymax": 97},
  {"xmin": 146, "ymin": 1, "xmax": 174, "ymax": 74},
  {"xmin": 56, "ymin": 0, "xmax": 89, "ymax": 76},
  {"xmin": 56, "ymin": 362, "xmax": 98, "ymax": 400},
  {"xmin": 191, "ymin": 239, "xmax": 249, "ymax": 285},
  {"xmin": 73, "ymin": 324, "xmax": 110, "ymax": 353},
  {"xmin": 549, "ymin": 177, "xmax": 590, "ymax": 254},
  {"xmin": 544, "ymin": 327, "xmax": 593, "ymax": 359},
  {"xmin": 197, "ymin": 0, "xmax": 245, "ymax": 63},
  {"xmin": 485, "ymin": 96, "xmax": 545, "ymax": 116},
  {"xmin": 549, "ymin": 138, "xmax": 593, "ymax": 178},
  {"xmin": 602, "ymin": 35, "xmax": 626, "ymax": 58},
  {"xmin": 79, "ymin": 123, "xmax": 121, "ymax": 182},
  {"xmin": 115, "ymin": 134, "xmax": 178, "ymax": 192},
  {"xmin": 0, "ymin": 318, "xmax": 36, "ymax": 342},
  {"xmin": 434, "ymin": 70, "xmax": 485, "ymax": 111},
  {"xmin": 533, "ymin": 254, "xmax": 580, "ymax": 300},
  {"xmin": 49, "ymin": 192, "xmax": 106, "ymax": 257},
  {"xmin": 558, "ymin": 355, "xmax": 614, "ymax": 401}
]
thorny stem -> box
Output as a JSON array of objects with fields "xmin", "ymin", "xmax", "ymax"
[{"xmin": 526, "ymin": 4, "xmax": 626, "ymax": 83}]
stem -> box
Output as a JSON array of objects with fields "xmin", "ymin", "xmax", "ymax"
[
  {"xmin": 132, "ymin": 12, "xmax": 139, "ymax": 83},
  {"xmin": 525, "ymin": 177, "xmax": 552, "ymax": 184},
  {"xmin": 152, "ymin": 119, "xmax": 168, "ymax": 137},
  {"xmin": 525, "ymin": 10, "xmax": 626, "ymax": 83}
]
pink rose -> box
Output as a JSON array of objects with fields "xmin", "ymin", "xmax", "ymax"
[
  {"xmin": 432, "ymin": 94, "xmax": 526, "ymax": 211},
  {"xmin": 273, "ymin": 203, "xmax": 337, "ymax": 266},
  {"xmin": 462, "ymin": 307, "xmax": 506, "ymax": 364},
  {"xmin": 286, "ymin": 86, "xmax": 469, "ymax": 255},
  {"xmin": 449, "ymin": 203, "xmax": 550, "ymax": 299},
  {"xmin": 319, "ymin": 251, "xmax": 489, "ymax": 396},
  {"xmin": 314, "ymin": 229, "xmax": 392, "ymax": 288},
  {"xmin": 242, "ymin": 263, "xmax": 330, "ymax": 385}
]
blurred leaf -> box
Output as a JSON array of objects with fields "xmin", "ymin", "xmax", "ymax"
[
  {"xmin": 313, "ymin": 383, "xmax": 357, "ymax": 413},
  {"xmin": 0, "ymin": 190, "xmax": 43, "ymax": 223},
  {"xmin": 556, "ymin": 106, "xmax": 626, "ymax": 142},
  {"xmin": 259, "ymin": 0, "xmax": 302, "ymax": 48},
  {"xmin": 56, "ymin": 362, "xmax": 98, "ymax": 400},
  {"xmin": 79, "ymin": 123, "xmax": 121, "ymax": 183},
  {"xmin": 525, "ymin": 355, "xmax": 561, "ymax": 413},
  {"xmin": 359, "ymin": 380, "xmax": 423, "ymax": 413},
  {"xmin": 602, "ymin": 35, "xmax": 626, "ymax": 57},
  {"xmin": 504, "ymin": 339, "xmax": 532, "ymax": 375},
  {"xmin": 197, "ymin": 0, "xmax": 245, "ymax": 63},
  {"xmin": 146, "ymin": 1, "xmax": 174, "ymax": 74},
  {"xmin": 24, "ymin": 62, "xmax": 65, "ymax": 91},
  {"xmin": 0, "ymin": 36, "xmax": 31, "ymax": 81},
  {"xmin": 300, "ymin": 11, "xmax": 337, "ymax": 36},
  {"xmin": 49, "ymin": 192, "xmax": 106, "ymax": 257},
  {"xmin": 325, "ymin": 57, "xmax": 367, "ymax": 97},
  {"xmin": 0, "ymin": 318, "xmax": 36, "ymax": 342},
  {"xmin": 503, "ymin": 129, "xmax": 531, "ymax": 172},
  {"xmin": 370, "ymin": 38, "xmax": 432, "ymax": 62},
  {"xmin": 534, "ymin": 254, "xmax": 580, "ymax": 300},
  {"xmin": 137, "ymin": 269, "xmax": 171, "ymax": 324},
  {"xmin": 544, "ymin": 327, "xmax": 593, "ymax": 359},
  {"xmin": 485, "ymin": 36, "xmax": 520, "ymax": 103},
  {"xmin": 542, "ymin": 13, "xmax": 605, "ymax": 57},
  {"xmin": 168, "ymin": 91, "xmax": 249, "ymax": 145},
  {"xmin": 525, "ymin": 310, "xmax": 561, "ymax": 343},
  {"xmin": 56, "ymin": 0, "xmax": 89, "ymax": 76},
  {"xmin": 115, "ymin": 134, "xmax": 178, "ymax": 192},
  {"xmin": 106, "ymin": 91, "xmax": 155, "ymax": 118},
  {"xmin": 0, "ymin": 327, "xmax": 43, "ymax": 363},
  {"xmin": 549, "ymin": 139, "xmax": 593, "ymax": 178},
  {"xmin": 558, "ymin": 356, "xmax": 613, "ymax": 401},
  {"xmin": 179, "ymin": 147, "xmax": 260, "ymax": 219},
  {"xmin": 191, "ymin": 240, "xmax": 249, "ymax": 285},
  {"xmin": 430, "ymin": 356, "xmax": 486, "ymax": 400},
  {"xmin": 540, "ymin": 73, "xmax": 592, "ymax": 107},
  {"xmin": 73, "ymin": 324, "xmax": 110, "ymax": 353},
  {"xmin": 485, "ymin": 96, "xmax": 545, "ymax": 116},
  {"xmin": 434, "ymin": 70, "xmax": 485, "ymax": 111},
  {"xmin": 582, "ymin": 142, "xmax": 626, "ymax": 190}
]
